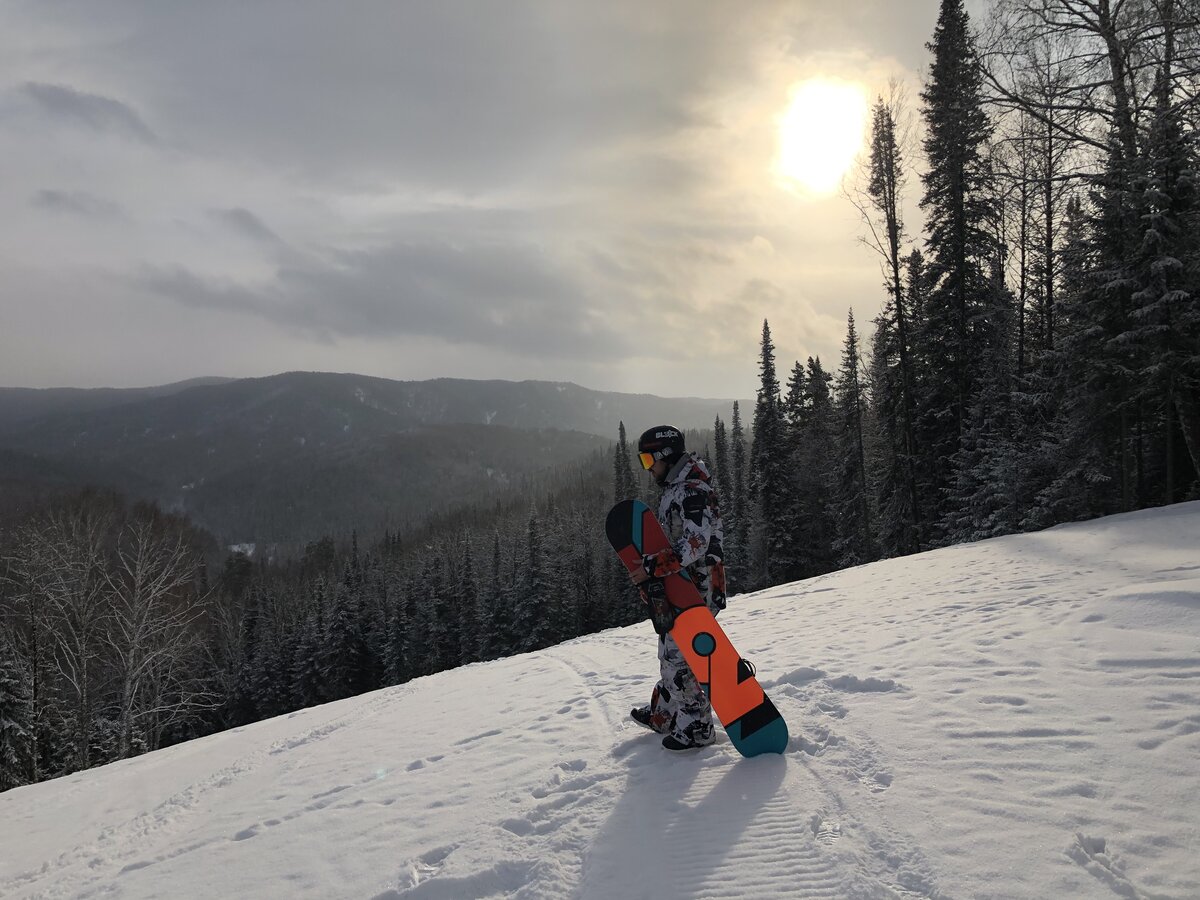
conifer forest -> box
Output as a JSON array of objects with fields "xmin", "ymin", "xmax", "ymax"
[{"xmin": 2, "ymin": 0, "xmax": 1199, "ymax": 792}]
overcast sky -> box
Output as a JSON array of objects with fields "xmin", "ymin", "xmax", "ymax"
[{"xmin": 1, "ymin": 0, "xmax": 959, "ymax": 398}]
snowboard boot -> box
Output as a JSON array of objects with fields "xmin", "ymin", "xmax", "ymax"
[
  {"xmin": 630, "ymin": 705, "xmax": 670, "ymax": 734},
  {"xmin": 662, "ymin": 720, "xmax": 716, "ymax": 751}
]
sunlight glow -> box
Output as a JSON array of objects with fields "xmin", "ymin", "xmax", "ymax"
[{"xmin": 775, "ymin": 79, "xmax": 869, "ymax": 196}]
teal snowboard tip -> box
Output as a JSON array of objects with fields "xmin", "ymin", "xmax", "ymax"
[{"xmin": 728, "ymin": 717, "xmax": 789, "ymax": 757}]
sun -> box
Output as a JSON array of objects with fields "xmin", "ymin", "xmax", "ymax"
[{"xmin": 775, "ymin": 79, "xmax": 869, "ymax": 196}]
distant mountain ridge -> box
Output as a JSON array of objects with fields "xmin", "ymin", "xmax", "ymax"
[
  {"xmin": 0, "ymin": 377, "xmax": 236, "ymax": 432},
  {"xmin": 0, "ymin": 372, "xmax": 740, "ymax": 437},
  {"xmin": 0, "ymin": 372, "xmax": 743, "ymax": 545}
]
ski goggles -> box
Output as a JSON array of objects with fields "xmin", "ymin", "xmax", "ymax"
[{"xmin": 637, "ymin": 450, "xmax": 664, "ymax": 470}]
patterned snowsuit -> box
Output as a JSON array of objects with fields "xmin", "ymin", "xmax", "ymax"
[{"xmin": 641, "ymin": 452, "xmax": 726, "ymax": 744}]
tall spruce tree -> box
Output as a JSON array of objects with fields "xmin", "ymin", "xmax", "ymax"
[
  {"xmin": 291, "ymin": 602, "xmax": 323, "ymax": 704},
  {"xmin": 382, "ymin": 595, "xmax": 408, "ymax": 686},
  {"xmin": 784, "ymin": 361, "xmax": 806, "ymax": 430},
  {"xmin": 0, "ymin": 640, "xmax": 31, "ymax": 791},
  {"xmin": 865, "ymin": 95, "xmax": 922, "ymax": 546},
  {"xmin": 916, "ymin": 0, "xmax": 1001, "ymax": 539},
  {"xmin": 402, "ymin": 569, "xmax": 428, "ymax": 676},
  {"xmin": 1042, "ymin": 144, "xmax": 1142, "ymax": 521},
  {"xmin": 726, "ymin": 401, "xmax": 750, "ymax": 592},
  {"xmin": 748, "ymin": 320, "xmax": 794, "ymax": 588},
  {"xmin": 613, "ymin": 422, "xmax": 637, "ymax": 503},
  {"xmin": 712, "ymin": 415, "xmax": 729, "ymax": 497},
  {"xmin": 870, "ymin": 308, "xmax": 919, "ymax": 557},
  {"xmin": 457, "ymin": 536, "xmax": 479, "ymax": 666},
  {"xmin": 1131, "ymin": 22, "xmax": 1200, "ymax": 501},
  {"xmin": 321, "ymin": 570, "xmax": 369, "ymax": 700},
  {"xmin": 515, "ymin": 506, "xmax": 553, "ymax": 651},
  {"xmin": 427, "ymin": 555, "xmax": 457, "ymax": 671},
  {"xmin": 832, "ymin": 311, "xmax": 877, "ymax": 566},
  {"xmin": 798, "ymin": 357, "xmax": 838, "ymax": 575},
  {"xmin": 942, "ymin": 284, "xmax": 1020, "ymax": 543},
  {"xmin": 483, "ymin": 531, "xmax": 513, "ymax": 659}
]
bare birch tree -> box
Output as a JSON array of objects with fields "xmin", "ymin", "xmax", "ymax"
[{"xmin": 104, "ymin": 518, "xmax": 215, "ymax": 755}]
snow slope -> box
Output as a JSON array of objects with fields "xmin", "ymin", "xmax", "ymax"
[{"xmin": 3, "ymin": 503, "xmax": 1199, "ymax": 899}]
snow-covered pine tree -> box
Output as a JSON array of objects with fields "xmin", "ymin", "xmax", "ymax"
[
  {"xmin": 2, "ymin": 527, "xmax": 60, "ymax": 784},
  {"xmin": 832, "ymin": 311, "xmax": 878, "ymax": 566},
  {"xmin": 424, "ymin": 555, "xmax": 453, "ymax": 673},
  {"xmin": 779, "ymin": 361, "xmax": 813, "ymax": 572},
  {"xmin": 870, "ymin": 306, "xmax": 919, "ymax": 557},
  {"xmin": 613, "ymin": 422, "xmax": 637, "ymax": 503},
  {"xmin": 232, "ymin": 584, "xmax": 263, "ymax": 725},
  {"xmin": 748, "ymin": 320, "xmax": 795, "ymax": 589},
  {"xmin": 797, "ymin": 357, "xmax": 838, "ymax": 576},
  {"xmin": 538, "ymin": 502, "xmax": 573, "ymax": 647},
  {"xmin": 864, "ymin": 93, "xmax": 922, "ymax": 549},
  {"xmin": 915, "ymin": 0, "xmax": 1001, "ymax": 541},
  {"xmin": 356, "ymin": 552, "xmax": 387, "ymax": 690},
  {"xmin": 249, "ymin": 616, "xmax": 290, "ymax": 720},
  {"xmin": 784, "ymin": 362, "xmax": 806, "ymax": 431},
  {"xmin": 1041, "ymin": 146, "xmax": 1141, "ymax": 520},
  {"xmin": 941, "ymin": 277, "xmax": 1021, "ymax": 544},
  {"xmin": 1131, "ymin": 26, "xmax": 1200, "ymax": 502},
  {"xmin": 320, "ymin": 568, "xmax": 369, "ymax": 699},
  {"xmin": 940, "ymin": 142, "xmax": 1021, "ymax": 544},
  {"xmin": 515, "ymin": 506, "xmax": 553, "ymax": 652},
  {"xmin": 456, "ymin": 535, "xmax": 480, "ymax": 666},
  {"xmin": 1008, "ymin": 191, "xmax": 1081, "ymax": 529},
  {"xmin": 712, "ymin": 415, "xmax": 729, "ymax": 497},
  {"xmin": 0, "ymin": 638, "xmax": 32, "ymax": 792},
  {"xmin": 400, "ymin": 567, "xmax": 428, "ymax": 676},
  {"xmin": 481, "ymin": 531, "xmax": 510, "ymax": 659},
  {"xmin": 569, "ymin": 514, "xmax": 599, "ymax": 636},
  {"xmin": 292, "ymin": 603, "xmax": 324, "ymax": 704},
  {"xmin": 725, "ymin": 401, "xmax": 750, "ymax": 592}
]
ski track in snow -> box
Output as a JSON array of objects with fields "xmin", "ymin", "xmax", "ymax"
[{"xmin": 2, "ymin": 502, "xmax": 1199, "ymax": 898}]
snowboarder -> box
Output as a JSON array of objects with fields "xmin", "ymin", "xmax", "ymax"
[{"xmin": 628, "ymin": 425, "xmax": 727, "ymax": 751}]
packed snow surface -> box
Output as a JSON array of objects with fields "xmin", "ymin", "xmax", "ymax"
[{"xmin": 3, "ymin": 503, "xmax": 1200, "ymax": 899}]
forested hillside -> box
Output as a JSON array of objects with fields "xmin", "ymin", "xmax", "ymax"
[{"xmin": 0, "ymin": 373, "xmax": 737, "ymax": 545}]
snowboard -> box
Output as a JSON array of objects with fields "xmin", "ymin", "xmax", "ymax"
[{"xmin": 605, "ymin": 498, "xmax": 788, "ymax": 757}]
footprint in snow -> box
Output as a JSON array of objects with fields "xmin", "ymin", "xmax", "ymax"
[
  {"xmin": 1067, "ymin": 833, "xmax": 1147, "ymax": 899},
  {"xmin": 826, "ymin": 674, "xmax": 900, "ymax": 693}
]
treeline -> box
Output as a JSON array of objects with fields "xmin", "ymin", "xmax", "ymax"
[
  {"xmin": 0, "ymin": 441, "xmax": 677, "ymax": 792},
  {"xmin": 713, "ymin": 0, "xmax": 1199, "ymax": 593}
]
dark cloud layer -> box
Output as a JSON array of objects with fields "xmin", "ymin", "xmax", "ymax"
[
  {"xmin": 207, "ymin": 208, "xmax": 280, "ymax": 244},
  {"xmin": 32, "ymin": 189, "xmax": 124, "ymax": 219},
  {"xmin": 22, "ymin": 82, "xmax": 157, "ymax": 143},
  {"xmin": 138, "ymin": 238, "xmax": 628, "ymax": 360}
]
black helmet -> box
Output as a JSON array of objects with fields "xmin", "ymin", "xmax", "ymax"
[{"xmin": 637, "ymin": 425, "xmax": 685, "ymax": 470}]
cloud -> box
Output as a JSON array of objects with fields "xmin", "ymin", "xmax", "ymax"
[
  {"xmin": 15, "ymin": 3, "xmax": 785, "ymax": 192},
  {"xmin": 0, "ymin": 0, "xmax": 942, "ymax": 395},
  {"xmin": 137, "ymin": 237, "xmax": 629, "ymax": 360},
  {"xmin": 31, "ymin": 189, "xmax": 125, "ymax": 220},
  {"xmin": 21, "ymin": 82, "xmax": 158, "ymax": 143},
  {"xmin": 207, "ymin": 207, "xmax": 280, "ymax": 244}
]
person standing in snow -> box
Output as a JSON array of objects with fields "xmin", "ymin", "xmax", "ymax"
[{"xmin": 628, "ymin": 425, "xmax": 727, "ymax": 751}]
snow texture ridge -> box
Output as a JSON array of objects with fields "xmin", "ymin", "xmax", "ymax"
[{"xmin": 1, "ymin": 501, "xmax": 1198, "ymax": 898}]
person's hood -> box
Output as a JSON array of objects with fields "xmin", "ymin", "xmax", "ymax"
[{"xmin": 663, "ymin": 451, "xmax": 711, "ymax": 486}]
